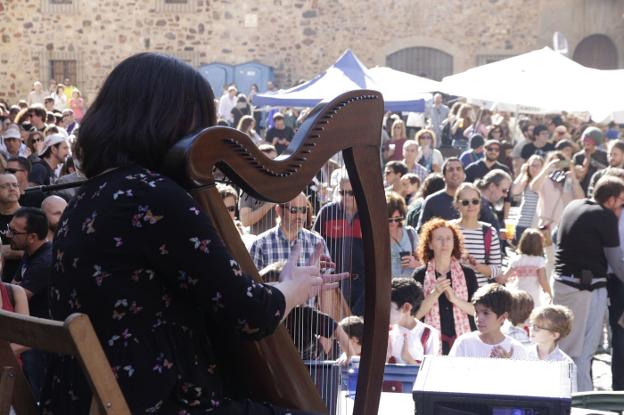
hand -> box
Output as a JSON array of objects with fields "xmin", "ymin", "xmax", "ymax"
[
  {"xmin": 443, "ymin": 286, "xmax": 457, "ymax": 304},
  {"xmin": 490, "ymin": 345, "xmax": 513, "ymax": 359},
  {"xmin": 401, "ymin": 254, "xmax": 421, "ymax": 269},
  {"xmin": 280, "ymin": 242, "xmax": 348, "ymax": 306},
  {"xmin": 319, "ymin": 254, "xmax": 336, "ymax": 274},
  {"xmin": 432, "ymin": 277, "xmax": 451, "ymax": 298},
  {"xmin": 545, "ymin": 159, "xmax": 560, "ymax": 172},
  {"xmin": 498, "ymin": 229, "xmax": 508, "ymax": 241}
]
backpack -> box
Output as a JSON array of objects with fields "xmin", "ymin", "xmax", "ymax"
[{"xmin": 481, "ymin": 223, "xmax": 493, "ymax": 264}]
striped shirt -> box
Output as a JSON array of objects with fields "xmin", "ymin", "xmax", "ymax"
[
  {"xmin": 457, "ymin": 222, "xmax": 502, "ymax": 287},
  {"xmin": 516, "ymin": 188, "xmax": 539, "ymax": 228}
]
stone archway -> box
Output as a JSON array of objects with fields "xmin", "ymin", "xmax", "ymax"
[
  {"xmin": 385, "ymin": 47, "xmax": 453, "ymax": 81},
  {"xmin": 573, "ymin": 34, "xmax": 618, "ymax": 69}
]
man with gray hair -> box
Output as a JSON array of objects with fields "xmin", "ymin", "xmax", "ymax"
[
  {"xmin": 427, "ymin": 93, "xmax": 449, "ymax": 148},
  {"xmin": 27, "ymin": 81, "xmax": 46, "ymax": 106}
]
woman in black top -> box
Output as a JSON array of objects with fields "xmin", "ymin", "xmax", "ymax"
[
  {"xmin": 41, "ymin": 53, "xmax": 341, "ymax": 415},
  {"xmin": 413, "ymin": 218, "xmax": 478, "ymax": 355}
]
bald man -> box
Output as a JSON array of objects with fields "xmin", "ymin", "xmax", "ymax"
[{"xmin": 41, "ymin": 195, "xmax": 67, "ymax": 240}]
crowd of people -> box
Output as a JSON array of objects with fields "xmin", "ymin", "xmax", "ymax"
[
  {"xmin": 0, "ymin": 53, "xmax": 622, "ymax": 414},
  {"xmin": 210, "ymin": 84, "xmax": 623, "ymax": 395}
]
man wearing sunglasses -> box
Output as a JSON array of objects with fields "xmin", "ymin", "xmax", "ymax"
[
  {"xmin": 250, "ymin": 192, "xmax": 330, "ymax": 275},
  {"xmin": 314, "ymin": 172, "xmax": 366, "ymax": 316},
  {"xmin": 465, "ymin": 139, "xmax": 511, "ymax": 184}
]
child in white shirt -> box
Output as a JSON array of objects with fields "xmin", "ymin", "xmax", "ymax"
[
  {"xmin": 502, "ymin": 289, "xmax": 534, "ymax": 345},
  {"xmin": 450, "ymin": 283, "xmax": 528, "ymax": 359},
  {"xmin": 528, "ymin": 305, "xmax": 577, "ymax": 392},
  {"xmin": 387, "ymin": 278, "xmax": 440, "ymax": 364}
]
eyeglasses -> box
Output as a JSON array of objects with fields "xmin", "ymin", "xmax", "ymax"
[
  {"xmin": 4, "ymin": 168, "xmax": 25, "ymax": 174},
  {"xmin": 459, "ymin": 198, "xmax": 480, "ymax": 206},
  {"xmin": 283, "ymin": 206, "xmax": 308, "ymax": 214},
  {"xmin": 485, "ymin": 147, "xmax": 500, "ymax": 153},
  {"xmin": 420, "ymin": 135, "xmax": 432, "ymax": 140},
  {"xmin": 500, "ymin": 187, "xmax": 510, "ymax": 194},
  {"xmin": 7, "ymin": 227, "xmax": 29, "ymax": 236},
  {"xmin": 224, "ymin": 205, "xmax": 236, "ymax": 213},
  {"xmin": 31, "ymin": 137, "xmax": 43, "ymax": 143},
  {"xmin": 530, "ymin": 324, "xmax": 554, "ymax": 332},
  {"xmin": 339, "ymin": 190, "xmax": 354, "ymax": 197},
  {"xmin": 0, "ymin": 182, "xmax": 19, "ymax": 190},
  {"xmin": 388, "ymin": 217, "xmax": 404, "ymax": 223}
]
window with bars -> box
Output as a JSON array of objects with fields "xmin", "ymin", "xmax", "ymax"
[
  {"xmin": 50, "ymin": 60, "xmax": 77, "ymax": 85},
  {"xmin": 155, "ymin": 0, "xmax": 194, "ymax": 12},
  {"xmin": 386, "ymin": 47, "xmax": 453, "ymax": 81}
]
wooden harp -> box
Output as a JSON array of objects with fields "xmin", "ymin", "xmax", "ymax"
[{"xmin": 163, "ymin": 90, "xmax": 390, "ymax": 414}]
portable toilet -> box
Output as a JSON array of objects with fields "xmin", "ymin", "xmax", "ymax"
[
  {"xmin": 234, "ymin": 61, "xmax": 274, "ymax": 96},
  {"xmin": 198, "ymin": 63, "xmax": 234, "ymax": 97}
]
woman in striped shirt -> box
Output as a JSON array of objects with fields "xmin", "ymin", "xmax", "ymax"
[
  {"xmin": 451, "ymin": 183, "xmax": 502, "ymax": 286},
  {"xmin": 511, "ymin": 155, "xmax": 544, "ymax": 244}
]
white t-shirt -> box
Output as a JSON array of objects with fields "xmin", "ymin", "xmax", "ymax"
[
  {"xmin": 389, "ymin": 320, "xmax": 440, "ymax": 363},
  {"xmin": 449, "ymin": 331, "xmax": 528, "ymax": 359}
]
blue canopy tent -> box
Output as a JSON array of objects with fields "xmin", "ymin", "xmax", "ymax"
[{"xmin": 253, "ymin": 50, "xmax": 435, "ymax": 112}]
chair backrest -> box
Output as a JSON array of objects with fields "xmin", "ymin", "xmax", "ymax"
[{"xmin": 0, "ymin": 310, "xmax": 130, "ymax": 415}]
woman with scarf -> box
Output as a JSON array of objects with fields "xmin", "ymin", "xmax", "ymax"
[{"xmin": 413, "ymin": 218, "xmax": 478, "ymax": 354}]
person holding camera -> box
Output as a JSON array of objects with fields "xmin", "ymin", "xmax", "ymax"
[
  {"xmin": 530, "ymin": 151, "xmax": 585, "ymax": 278},
  {"xmin": 387, "ymin": 192, "xmax": 421, "ymax": 278}
]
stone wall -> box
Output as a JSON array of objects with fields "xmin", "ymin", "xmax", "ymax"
[{"xmin": 0, "ymin": 0, "xmax": 621, "ymax": 103}]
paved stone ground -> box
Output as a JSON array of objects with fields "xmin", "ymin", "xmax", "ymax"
[{"xmin": 593, "ymin": 352, "xmax": 612, "ymax": 391}]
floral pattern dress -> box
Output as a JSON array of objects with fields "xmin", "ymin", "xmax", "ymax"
[{"xmin": 41, "ymin": 165, "xmax": 286, "ymax": 414}]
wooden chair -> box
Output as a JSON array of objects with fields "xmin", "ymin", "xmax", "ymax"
[{"xmin": 0, "ymin": 310, "xmax": 130, "ymax": 414}]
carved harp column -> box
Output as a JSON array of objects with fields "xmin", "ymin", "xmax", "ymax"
[{"xmin": 164, "ymin": 90, "xmax": 390, "ymax": 415}]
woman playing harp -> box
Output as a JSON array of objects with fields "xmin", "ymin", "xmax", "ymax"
[{"xmin": 41, "ymin": 53, "xmax": 347, "ymax": 414}]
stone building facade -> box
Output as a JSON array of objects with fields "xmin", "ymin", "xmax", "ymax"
[{"xmin": 0, "ymin": 0, "xmax": 622, "ymax": 103}]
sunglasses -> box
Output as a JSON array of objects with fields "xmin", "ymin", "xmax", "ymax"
[
  {"xmin": 224, "ymin": 205, "xmax": 236, "ymax": 212},
  {"xmin": 339, "ymin": 190, "xmax": 354, "ymax": 197},
  {"xmin": 32, "ymin": 137, "xmax": 43, "ymax": 143},
  {"xmin": 388, "ymin": 217, "xmax": 404, "ymax": 223},
  {"xmin": 459, "ymin": 198, "xmax": 480, "ymax": 206},
  {"xmin": 283, "ymin": 206, "xmax": 308, "ymax": 214},
  {"xmin": 485, "ymin": 147, "xmax": 500, "ymax": 153}
]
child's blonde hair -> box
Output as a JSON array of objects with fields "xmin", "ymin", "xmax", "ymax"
[
  {"xmin": 530, "ymin": 305, "xmax": 574, "ymax": 341},
  {"xmin": 518, "ymin": 228, "xmax": 544, "ymax": 257}
]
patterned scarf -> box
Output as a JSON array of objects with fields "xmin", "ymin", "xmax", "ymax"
[{"xmin": 422, "ymin": 258, "xmax": 472, "ymax": 338}]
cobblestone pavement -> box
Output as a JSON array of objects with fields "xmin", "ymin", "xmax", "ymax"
[{"xmin": 593, "ymin": 353, "xmax": 612, "ymax": 391}]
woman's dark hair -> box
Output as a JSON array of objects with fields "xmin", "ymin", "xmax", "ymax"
[
  {"xmin": 77, "ymin": 53, "xmax": 216, "ymax": 178},
  {"xmin": 416, "ymin": 173, "xmax": 444, "ymax": 199},
  {"xmin": 391, "ymin": 278, "xmax": 425, "ymax": 316},
  {"xmin": 386, "ymin": 191, "xmax": 407, "ymax": 221}
]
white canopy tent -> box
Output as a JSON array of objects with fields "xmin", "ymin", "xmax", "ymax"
[{"xmin": 439, "ymin": 47, "xmax": 624, "ymax": 122}]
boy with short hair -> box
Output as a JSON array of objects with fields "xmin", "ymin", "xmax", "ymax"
[
  {"xmin": 449, "ymin": 283, "xmax": 528, "ymax": 359},
  {"xmin": 528, "ymin": 305, "xmax": 577, "ymax": 392},
  {"xmin": 387, "ymin": 278, "xmax": 440, "ymax": 364},
  {"xmin": 502, "ymin": 289, "xmax": 534, "ymax": 345},
  {"xmin": 339, "ymin": 315, "xmax": 364, "ymax": 357}
]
